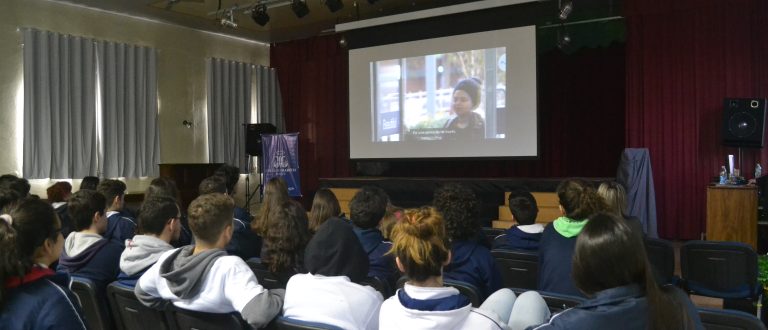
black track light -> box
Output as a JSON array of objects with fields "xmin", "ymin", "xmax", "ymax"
[
  {"xmin": 324, "ymin": 0, "xmax": 344, "ymax": 13},
  {"xmin": 251, "ymin": 4, "xmax": 269, "ymax": 26},
  {"xmin": 291, "ymin": 0, "xmax": 310, "ymax": 18}
]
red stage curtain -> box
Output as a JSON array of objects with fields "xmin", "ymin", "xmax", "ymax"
[{"xmin": 625, "ymin": 0, "xmax": 768, "ymax": 239}]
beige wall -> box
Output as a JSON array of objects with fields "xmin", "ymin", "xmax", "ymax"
[{"xmin": 0, "ymin": 0, "xmax": 269, "ymax": 199}]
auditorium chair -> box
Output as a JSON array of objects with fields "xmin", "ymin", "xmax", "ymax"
[
  {"xmin": 509, "ymin": 288, "xmax": 585, "ymax": 314},
  {"xmin": 644, "ymin": 237, "xmax": 678, "ymax": 285},
  {"xmin": 491, "ymin": 249, "xmax": 539, "ymax": 290},
  {"xmin": 698, "ymin": 307, "xmax": 766, "ymax": 330},
  {"xmin": 106, "ymin": 282, "xmax": 170, "ymax": 330},
  {"xmin": 274, "ymin": 316, "xmax": 344, "ymax": 330},
  {"xmin": 70, "ymin": 276, "xmax": 114, "ymax": 330},
  {"xmin": 246, "ymin": 257, "xmax": 287, "ymax": 289},
  {"xmin": 481, "ymin": 227, "xmax": 505, "ymax": 245},
  {"xmin": 396, "ymin": 276, "xmax": 483, "ymax": 307},
  {"xmin": 359, "ymin": 276, "xmax": 392, "ymax": 298},
  {"xmin": 165, "ymin": 305, "xmax": 249, "ymax": 330}
]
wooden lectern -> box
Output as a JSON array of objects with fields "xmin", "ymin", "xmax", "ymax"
[{"xmin": 706, "ymin": 185, "xmax": 757, "ymax": 249}]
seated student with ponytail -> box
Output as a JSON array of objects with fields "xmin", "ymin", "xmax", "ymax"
[
  {"xmin": 531, "ymin": 213, "xmax": 703, "ymax": 329},
  {"xmin": 380, "ymin": 207, "xmax": 551, "ymax": 330},
  {"xmin": 538, "ymin": 179, "xmax": 606, "ymax": 297},
  {"xmin": 0, "ymin": 197, "xmax": 87, "ymax": 329}
]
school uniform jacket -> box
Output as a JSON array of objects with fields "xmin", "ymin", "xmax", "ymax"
[{"xmin": 1, "ymin": 267, "xmax": 87, "ymax": 330}]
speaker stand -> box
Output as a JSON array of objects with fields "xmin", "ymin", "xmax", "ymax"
[{"xmin": 244, "ymin": 155, "xmax": 264, "ymax": 214}]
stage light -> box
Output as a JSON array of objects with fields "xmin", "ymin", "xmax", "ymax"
[
  {"xmin": 220, "ymin": 9, "xmax": 237, "ymax": 28},
  {"xmin": 324, "ymin": 0, "xmax": 344, "ymax": 13},
  {"xmin": 291, "ymin": 0, "xmax": 309, "ymax": 18},
  {"xmin": 251, "ymin": 4, "xmax": 269, "ymax": 26},
  {"xmin": 558, "ymin": 0, "xmax": 572, "ymax": 20}
]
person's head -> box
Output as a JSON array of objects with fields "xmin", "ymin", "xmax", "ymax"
[
  {"xmin": 308, "ymin": 188, "xmax": 341, "ymax": 232},
  {"xmin": 0, "ymin": 174, "xmax": 18, "ymax": 187},
  {"xmin": 97, "ymin": 179, "xmax": 127, "ymax": 211},
  {"xmin": 252, "ymin": 177, "xmax": 290, "ymax": 235},
  {"xmin": 432, "ymin": 183, "xmax": 480, "ymax": 241},
  {"xmin": 263, "ymin": 200, "xmax": 310, "ymax": 273},
  {"xmin": 597, "ymin": 181, "xmax": 628, "ymax": 218},
  {"xmin": 349, "ymin": 186, "xmax": 389, "ymax": 229},
  {"xmin": 304, "ymin": 218, "xmax": 368, "ymax": 282},
  {"xmin": 379, "ymin": 205, "xmax": 404, "ymax": 240},
  {"xmin": 138, "ymin": 196, "xmax": 181, "ymax": 243},
  {"xmin": 1, "ymin": 177, "xmax": 30, "ymax": 199},
  {"xmin": 67, "ymin": 190, "xmax": 108, "ymax": 234},
  {"xmin": 145, "ymin": 177, "xmax": 180, "ymax": 201},
  {"xmin": 556, "ymin": 179, "xmax": 606, "ymax": 221},
  {"xmin": 451, "ymin": 78, "xmax": 482, "ymax": 117},
  {"xmin": 79, "ymin": 176, "xmax": 100, "ymax": 191},
  {"xmin": 199, "ymin": 176, "xmax": 228, "ymax": 196},
  {"xmin": 390, "ymin": 207, "xmax": 450, "ymax": 283},
  {"xmin": 214, "ymin": 164, "xmax": 240, "ymax": 194},
  {"xmin": 508, "ymin": 189, "xmax": 539, "ymax": 226},
  {"xmin": 187, "ymin": 193, "xmax": 234, "ymax": 247},
  {"xmin": 46, "ymin": 182, "xmax": 73, "ymax": 203},
  {"xmin": 0, "ymin": 184, "xmax": 24, "ymax": 214},
  {"xmin": 0, "ymin": 197, "xmax": 64, "ymax": 307}
]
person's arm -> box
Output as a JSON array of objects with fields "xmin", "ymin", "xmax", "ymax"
[
  {"xmin": 134, "ymin": 260, "xmax": 168, "ymax": 310},
  {"xmin": 225, "ymin": 259, "xmax": 285, "ymax": 328},
  {"xmin": 40, "ymin": 280, "xmax": 88, "ymax": 330}
]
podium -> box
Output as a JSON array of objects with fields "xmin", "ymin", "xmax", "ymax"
[{"xmin": 706, "ymin": 185, "xmax": 757, "ymax": 249}]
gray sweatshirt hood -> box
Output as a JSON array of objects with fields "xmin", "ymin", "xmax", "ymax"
[
  {"xmin": 120, "ymin": 235, "xmax": 174, "ymax": 276},
  {"xmin": 159, "ymin": 245, "xmax": 227, "ymax": 299},
  {"xmin": 64, "ymin": 232, "xmax": 103, "ymax": 257}
]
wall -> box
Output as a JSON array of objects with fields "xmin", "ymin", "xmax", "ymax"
[{"xmin": 0, "ymin": 0, "xmax": 269, "ymax": 197}]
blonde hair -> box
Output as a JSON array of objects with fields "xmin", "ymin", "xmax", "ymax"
[
  {"xmin": 389, "ymin": 207, "xmax": 449, "ymax": 282},
  {"xmin": 379, "ymin": 205, "xmax": 403, "ymax": 240},
  {"xmin": 597, "ymin": 181, "xmax": 627, "ymax": 218}
]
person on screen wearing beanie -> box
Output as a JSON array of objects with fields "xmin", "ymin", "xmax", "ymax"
[{"xmin": 444, "ymin": 78, "xmax": 486, "ymax": 140}]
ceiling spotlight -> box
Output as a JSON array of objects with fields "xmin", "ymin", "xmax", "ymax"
[
  {"xmin": 220, "ymin": 9, "xmax": 237, "ymax": 28},
  {"xmin": 251, "ymin": 4, "xmax": 269, "ymax": 26},
  {"xmin": 559, "ymin": 0, "xmax": 573, "ymax": 20},
  {"xmin": 291, "ymin": 0, "xmax": 310, "ymax": 18},
  {"xmin": 557, "ymin": 25, "xmax": 571, "ymax": 49},
  {"xmin": 324, "ymin": 0, "xmax": 344, "ymax": 12}
]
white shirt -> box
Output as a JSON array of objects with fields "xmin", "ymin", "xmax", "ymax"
[{"xmin": 283, "ymin": 273, "xmax": 383, "ymax": 330}]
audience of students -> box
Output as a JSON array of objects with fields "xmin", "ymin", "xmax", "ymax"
[
  {"xmin": 260, "ymin": 200, "xmax": 311, "ymax": 282},
  {"xmin": 47, "ymin": 181, "xmax": 74, "ymax": 239},
  {"xmin": 136, "ymin": 193, "xmax": 284, "ymax": 329},
  {"xmin": 433, "ymin": 183, "xmax": 502, "ymax": 300},
  {"xmin": 532, "ymin": 213, "xmax": 703, "ymax": 330},
  {"xmin": 597, "ymin": 181, "xmax": 644, "ymax": 236},
  {"xmin": 252, "ymin": 177, "xmax": 289, "ymax": 236},
  {"xmin": 380, "ymin": 206, "xmax": 550, "ymax": 330},
  {"xmin": 118, "ymin": 196, "xmax": 180, "ymax": 286},
  {"xmin": 199, "ymin": 175, "xmax": 262, "ymax": 260},
  {"xmin": 0, "ymin": 197, "xmax": 88, "ymax": 329},
  {"xmin": 538, "ymin": 179, "xmax": 606, "ymax": 297},
  {"xmin": 284, "ymin": 217, "xmax": 383, "ymax": 329},
  {"xmin": 307, "ymin": 188, "xmax": 342, "ymax": 233},
  {"xmin": 79, "ymin": 176, "xmax": 100, "ymax": 191},
  {"xmin": 350, "ymin": 186, "xmax": 399, "ymax": 285},
  {"xmin": 98, "ymin": 179, "xmax": 137, "ymax": 244},
  {"xmin": 493, "ymin": 189, "xmax": 543, "ymax": 251}
]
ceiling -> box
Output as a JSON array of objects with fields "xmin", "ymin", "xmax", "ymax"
[{"xmin": 49, "ymin": 0, "xmax": 622, "ymax": 44}]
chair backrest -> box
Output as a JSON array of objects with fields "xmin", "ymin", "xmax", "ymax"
[
  {"xmin": 680, "ymin": 241, "xmax": 758, "ymax": 299},
  {"xmin": 491, "ymin": 249, "xmax": 539, "ymax": 290},
  {"xmin": 106, "ymin": 282, "xmax": 170, "ymax": 330},
  {"xmin": 509, "ymin": 288, "xmax": 585, "ymax": 313},
  {"xmin": 698, "ymin": 307, "xmax": 767, "ymax": 330},
  {"xmin": 443, "ymin": 279, "xmax": 482, "ymax": 307},
  {"xmin": 275, "ymin": 316, "xmax": 344, "ymax": 330},
  {"xmin": 359, "ymin": 276, "xmax": 392, "ymax": 298},
  {"xmin": 644, "ymin": 237, "xmax": 676, "ymax": 285},
  {"xmin": 482, "ymin": 227, "xmax": 505, "ymax": 245},
  {"xmin": 166, "ymin": 306, "xmax": 248, "ymax": 330},
  {"xmin": 246, "ymin": 258, "xmax": 287, "ymax": 290},
  {"xmin": 70, "ymin": 276, "xmax": 113, "ymax": 330}
]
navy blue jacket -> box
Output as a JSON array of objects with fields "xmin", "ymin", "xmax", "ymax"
[
  {"xmin": 530, "ymin": 284, "xmax": 703, "ymax": 329},
  {"xmin": 54, "ymin": 204, "xmax": 74, "ymax": 239},
  {"xmin": 104, "ymin": 212, "xmax": 137, "ymax": 245},
  {"xmin": 492, "ymin": 226, "xmax": 542, "ymax": 251},
  {"xmin": 227, "ymin": 216, "xmax": 262, "ymax": 260},
  {"xmin": 353, "ymin": 226, "xmax": 398, "ymax": 284},
  {"xmin": 1, "ymin": 269, "xmax": 87, "ymax": 329},
  {"xmin": 57, "ymin": 238, "xmax": 124, "ymax": 302},
  {"xmin": 537, "ymin": 225, "xmax": 583, "ymax": 297},
  {"xmin": 443, "ymin": 240, "xmax": 503, "ymax": 300}
]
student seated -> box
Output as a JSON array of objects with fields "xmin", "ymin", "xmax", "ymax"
[
  {"xmin": 252, "ymin": 177, "xmax": 289, "ymax": 237},
  {"xmin": 434, "ymin": 183, "xmax": 502, "ymax": 300},
  {"xmin": 283, "ymin": 217, "xmax": 383, "ymax": 329},
  {"xmin": 597, "ymin": 181, "xmax": 645, "ymax": 236},
  {"xmin": 307, "ymin": 188, "xmax": 342, "ymax": 233},
  {"xmin": 79, "ymin": 176, "xmax": 100, "ymax": 191},
  {"xmin": 260, "ymin": 200, "xmax": 311, "ymax": 283},
  {"xmin": 380, "ymin": 207, "xmax": 550, "ymax": 330},
  {"xmin": 118, "ymin": 196, "xmax": 181, "ymax": 286},
  {"xmin": 47, "ymin": 181, "xmax": 74, "ymax": 238},
  {"xmin": 98, "ymin": 179, "xmax": 136, "ymax": 244},
  {"xmin": 145, "ymin": 177, "xmax": 192, "ymax": 247},
  {"xmin": 199, "ymin": 175, "xmax": 261, "ymax": 260},
  {"xmin": 493, "ymin": 189, "xmax": 543, "ymax": 251},
  {"xmin": 350, "ymin": 186, "xmax": 398, "ymax": 285},
  {"xmin": 57, "ymin": 190, "xmax": 124, "ymax": 300},
  {"xmin": 0, "ymin": 197, "xmax": 87, "ymax": 329},
  {"xmin": 531, "ymin": 213, "xmax": 703, "ymax": 329},
  {"xmin": 136, "ymin": 193, "xmax": 284, "ymax": 328}
]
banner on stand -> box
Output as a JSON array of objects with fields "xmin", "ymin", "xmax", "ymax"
[{"xmin": 261, "ymin": 133, "xmax": 301, "ymax": 197}]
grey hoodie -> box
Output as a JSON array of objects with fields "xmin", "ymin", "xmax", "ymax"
[{"xmin": 120, "ymin": 235, "xmax": 174, "ymax": 276}]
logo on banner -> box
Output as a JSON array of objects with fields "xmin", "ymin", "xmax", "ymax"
[{"xmin": 272, "ymin": 150, "xmax": 290, "ymax": 169}]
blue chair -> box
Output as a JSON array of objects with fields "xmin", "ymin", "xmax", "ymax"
[
  {"xmin": 491, "ymin": 249, "xmax": 539, "ymax": 290},
  {"xmin": 70, "ymin": 276, "xmax": 114, "ymax": 330},
  {"xmin": 698, "ymin": 307, "xmax": 766, "ymax": 330},
  {"xmin": 106, "ymin": 282, "xmax": 170, "ymax": 330},
  {"xmin": 359, "ymin": 276, "xmax": 392, "ymax": 298},
  {"xmin": 165, "ymin": 306, "xmax": 249, "ymax": 330},
  {"xmin": 246, "ymin": 257, "xmax": 288, "ymax": 290},
  {"xmin": 274, "ymin": 316, "xmax": 344, "ymax": 330},
  {"xmin": 644, "ymin": 237, "xmax": 678, "ymax": 285}
]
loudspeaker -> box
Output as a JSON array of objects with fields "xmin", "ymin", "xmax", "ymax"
[
  {"xmin": 722, "ymin": 98, "xmax": 767, "ymax": 148},
  {"xmin": 245, "ymin": 123, "xmax": 277, "ymax": 156}
]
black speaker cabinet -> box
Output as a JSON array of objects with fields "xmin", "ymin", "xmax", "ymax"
[
  {"xmin": 245, "ymin": 123, "xmax": 277, "ymax": 156},
  {"xmin": 722, "ymin": 98, "xmax": 767, "ymax": 148}
]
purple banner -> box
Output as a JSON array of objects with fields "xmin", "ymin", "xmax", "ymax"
[{"xmin": 261, "ymin": 133, "xmax": 301, "ymax": 197}]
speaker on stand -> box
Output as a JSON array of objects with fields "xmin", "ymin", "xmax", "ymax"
[
  {"xmin": 722, "ymin": 98, "xmax": 767, "ymax": 176},
  {"xmin": 243, "ymin": 123, "xmax": 278, "ymax": 213}
]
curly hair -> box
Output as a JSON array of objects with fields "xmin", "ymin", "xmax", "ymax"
[
  {"xmin": 557, "ymin": 179, "xmax": 607, "ymax": 221},
  {"xmin": 262, "ymin": 200, "xmax": 310, "ymax": 273},
  {"xmin": 252, "ymin": 177, "xmax": 289, "ymax": 236},
  {"xmin": 432, "ymin": 183, "xmax": 480, "ymax": 241},
  {"xmin": 349, "ymin": 186, "xmax": 389, "ymax": 229}
]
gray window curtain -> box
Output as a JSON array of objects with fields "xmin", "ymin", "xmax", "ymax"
[
  {"xmin": 22, "ymin": 28, "xmax": 98, "ymax": 179},
  {"xmin": 97, "ymin": 41, "xmax": 159, "ymax": 177},
  {"xmin": 254, "ymin": 66, "xmax": 284, "ymax": 132},
  {"xmin": 207, "ymin": 58, "xmax": 252, "ymax": 172}
]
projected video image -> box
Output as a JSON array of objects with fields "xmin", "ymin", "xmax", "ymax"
[{"xmin": 372, "ymin": 47, "xmax": 507, "ymax": 142}]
